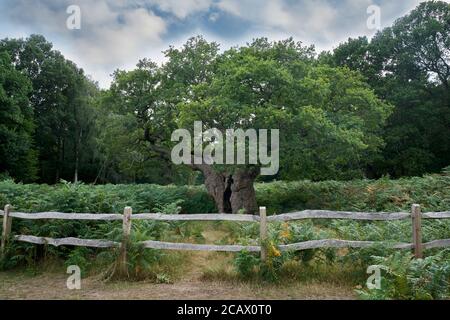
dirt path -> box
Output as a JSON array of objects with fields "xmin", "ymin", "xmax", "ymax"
[{"xmin": 0, "ymin": 271, "xmax": 356, "ymax": 300}]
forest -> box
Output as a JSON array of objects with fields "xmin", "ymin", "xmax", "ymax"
[
  {"xmin": 0, "ymin": 1, "xmax": 449, "ymax": 301},
  {"xmin": 1, "ymin": 1, "xmax": 449, "ymax": 187}
]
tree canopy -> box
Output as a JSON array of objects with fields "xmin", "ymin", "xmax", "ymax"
[
  {"xmin": 105, "ymin": 36, "xmax": 392, "ymax": 213},
  {"xmin": 328, "ymin": 0, "xmax": 450, "ymax": 177},
  {"xmin": 0, "ymin": 52, "xmax": 35, "ymax": 181}
]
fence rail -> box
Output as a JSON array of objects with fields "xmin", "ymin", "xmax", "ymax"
[
  {"xmin": 2, "ymin": 204, "xmax": 450, "ymax": 263},
  {"xmin": 2, "ymin": 210, "xmax": 450, "ymax": 221},
  {"xmin": 1, "ymin": 212, "xmax": 260, "ymax": 222}
]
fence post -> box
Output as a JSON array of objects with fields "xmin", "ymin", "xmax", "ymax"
[
  {"xmin": 411, "ymin": 204, "xmax": 423, "ymax": 259},
  {"xmin": 119, "ymin": 206, "xmax": 132, "ymax": 275},
  {"xmin": 259, "ymin": 206, "xmax": 268, "ymax": 263},
  {"xmin": 1, "ymin": 204, "xmax": 12, "ymax": 257}
]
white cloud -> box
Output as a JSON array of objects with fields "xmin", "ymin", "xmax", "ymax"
[
  {"xmin": 148, "ymin": 0, "xmax": 213, "ymax": 19},
  {"xmin": 215, "ymin": 0, "xmax": 450, "ymax": 50},
  {"xmin": 2, "ymin": 0, "xmax": 168, "ymax": 87},
  {"xmin": 74, "ymin": 6, "xmax": 166, "ymax": 65},
  {"xmin": 2, "ymin": 0, "xmax": 449, "ymax": 87}
]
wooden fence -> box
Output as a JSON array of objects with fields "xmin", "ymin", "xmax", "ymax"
[{"xmin": 1, "ymin": 204, "xmax": 450, "ymax": 265}]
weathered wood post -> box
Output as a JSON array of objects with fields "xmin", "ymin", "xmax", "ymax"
[
  {"xmin": 259, "ymin": 206, "xmax": 268, "ymax": 262},
  {"xmin": 1, "ymin": 204, "xmax": 12, "ymax": 257},
  {"xmin": 411, "ymin": 204, "xmax": 423, "ymax": 259},
  {"xmin": 119, "ymin": 206, "xmax": 132, "ymax": 275}
]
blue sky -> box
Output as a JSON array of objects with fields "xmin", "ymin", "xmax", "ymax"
[{"xmin": 0, "ymin": 0, "xmax": 444, "ymax": 87}]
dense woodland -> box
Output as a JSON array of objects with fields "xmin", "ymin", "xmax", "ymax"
[{"xmin": 0, "ymin": 2, "xmax": 449, "ymax": 208}]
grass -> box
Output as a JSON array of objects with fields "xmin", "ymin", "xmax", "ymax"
[
  {"xmin": 0, "ymin": 244, "xmax": 359, "ymax": 300},
  {"xmin": 0, "ymin": 269, "xmax": 357, "ymax": 300}
]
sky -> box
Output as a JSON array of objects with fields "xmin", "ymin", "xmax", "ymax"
[{"xmin": 0, "ymin": 0, "xmax": 445, "ymax": 88}]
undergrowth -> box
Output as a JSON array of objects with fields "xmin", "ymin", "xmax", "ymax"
[{"xmin": 0, "ymin": 174, "xmax": 449, "ymax": 298}]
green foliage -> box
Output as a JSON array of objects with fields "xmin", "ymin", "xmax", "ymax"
[
  {"xmin": 279, "ymin": 222, "xmax": 335, "ymax": 264},
  {"xmin": 101, "ymin": 34, "xmax": 393, "ymax": 210},
  {"xmin": 0, "ymin": 35, "xmax": 100, "ymax": 184},
  {"xmin": 1, "ymin": 175, "xmax": 449, "ymax": 267},
  {"xmin": 329, "ymin": 1, "xmax": 450, "ymax": 178},
  {"xmin": 232, "ymin": 221, "xmax": 335, "ymax": 282},
  {"xmin": 260, "ymin": 240, "xmax": 287, "ymax": 283},
  {"xmin": 256, "ymin": 174, "xmax": 450, "ymax": 215},
  {"xmin": 93, "ymin": 220, "xmax": 165, "ymax": 281},
  {"xmin": 171, "ymin": 38, "xmax": 392, "ymax": 180},
  {"xmin": 0, "ymin": 237, "xmax": 37, "ymax": 271},
  {"xmin": 88, "ymin": 208, "xmax": 187, "ymax": 282},
  {"xmin": 65, "ymin": 247, "xmax": 92, "ymax": 271},
  {"xmin": 0, "ymin": 51, "xmax": 36, "ymax": 181},
  {"xmin": 2, "ymin": 2, "xmax": 450, "ymax": 185},
  {"xmin": 234, "ymin": 250, "xmax": 260, "ymax": 280},
  {"xmin": 0, "ymin": 175, "xmax": 449, "ymax": 297},
  {"xmin": 358, "ymin": 251, "xmax": 450, "ymax": 300},
  {"xmin": 0, "ymin": 180, "xmax": 215, "ymax": 215},
  {"xmin": 1, "ymin": 2, "xmax": 449, "ymax": 297}
]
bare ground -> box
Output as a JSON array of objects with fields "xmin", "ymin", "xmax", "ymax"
[{"xmin": 0, "ymin": 271, "xmax": 356, "ymax": 300}]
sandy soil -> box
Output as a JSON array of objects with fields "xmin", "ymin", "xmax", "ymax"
[{"xmin": 0, "ymin": 271, "xmax": 356, "ymax": 300}]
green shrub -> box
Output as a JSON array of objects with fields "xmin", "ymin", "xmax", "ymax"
[
  {"xmin": 358, "ymin": 250, "xmax": 450, "ymax": 300},
  {"xmin": 232, "ymin": 221, "xmax": 335, "ymax": 282},
  {"xmin": 234, "ymin": 250, "xmax": 260, "ymax": 280},
  {"xmin": 96, "ymin": 220, "xmax": 166, "ymax": 281},
  {"xmin": 256, "ymin": 175, "xmax": 450, "ymax": 214},
  {"xmin": 1, "ymin": 175, "xmax": 449, "ymax": 217},
  {"xmin": 65, "ymin": 247, "xmax": 93, "ymax": 271},
  {"xmin": 0, "ymin": 237, "xmax": 37, "ymax": 270}
]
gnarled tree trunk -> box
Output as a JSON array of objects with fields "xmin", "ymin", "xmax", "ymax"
[
  {"xmin": 230, "ymin": 170, "xmax": 258, "ymax": 214},
  {"xmin": 199, "ymin": 165, "xmax": 258, "ymax": 214},
  {"xmin": 202, "ymin": 166, "xmax": 229, "ymax": 213}
]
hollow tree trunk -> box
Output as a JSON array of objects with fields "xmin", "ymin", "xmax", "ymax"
[
  {"xmin": 230, "ymin": 170, "xmax": 258, "ymax": 215},
  {"xmin": 200, "ymin": 165, "xmax": 258, "ymax": 215},
  {"xmin": 202, "ymin": 166, "xmax": 228, "ymax": 213}
]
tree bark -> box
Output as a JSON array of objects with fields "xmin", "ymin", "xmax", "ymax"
[
  {"xmin": 230, "ymin": 169, "xmax": 258, "ymax": 214},
  {"xmin": 203, "ymin": 167, "xmax": 229, "ymax": 213},
  {"xmin": 74, "ymin": 128, "xmax": 82, "ymax": 184},
  {"xmin": 55, "ymin": 136, "xmax": 65, "ymax": 183},
  {"xmin": 200, "ymin": 166, "xmax": 258, "ymax": 214}
]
